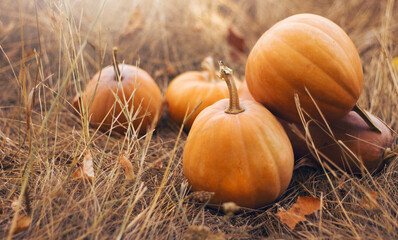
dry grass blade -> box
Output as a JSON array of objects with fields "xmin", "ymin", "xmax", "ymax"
[{"xmin": 0, "ymin": 0, "xmax": 397, "ymax": 239}]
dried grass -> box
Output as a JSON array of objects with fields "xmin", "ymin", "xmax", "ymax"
[{"xmin": 0, "ymin": 0, "xmax": 397, "ymax": 239}]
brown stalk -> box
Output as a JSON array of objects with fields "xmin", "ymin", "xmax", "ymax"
[
  {"xmin": 113, "ymin": 47, "xmax": 122, "ymax": 81},
  {"xmin": 218, "ymin": 61, "xmax": 244, "ymax": 114},
  {"xmin": 352, "ymin": 104, "xmax": 382, "ymax": 133}
]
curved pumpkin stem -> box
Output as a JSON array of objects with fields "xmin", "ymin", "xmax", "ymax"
[
  {"xmin": 353, "ymin": 104, "xmax": 382, "ymax": 133},
  {"xmin": 112, "ymin": 47, "xmax": 122, "ymax": 81},
  {"xmin": 218, "ymin": 61, "xmax": 245, "ymax": 114},
  {"xmin": 201, "ymin": 56, "xmax": 217, "ymax": 82}
]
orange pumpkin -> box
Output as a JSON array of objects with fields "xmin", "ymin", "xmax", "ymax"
[
  {"xmin": 183, "ymin": 62, "xmax": 294, "ymax": 208},
  {"xmin": 238, "ymin": 80, "xmax": 255, "ymax": 101},
  {"xmin": 72, "ymin": 48, "xmax": 163, "ymax": 135},
  {"xmin": 282, "ymin": 111, "xmax": 393, "ymax": 174},
  {"xmin": 165, "ymin": 57, "xmax": 240, "ymax": 130},
  {"xmin": 245, "ymin": 13, "xmax": 363, "ymax": 123}
]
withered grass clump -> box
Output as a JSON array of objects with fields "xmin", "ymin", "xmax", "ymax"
[{"xmin": 0, "ymin": 0, "xmax": 397, "ymax": 239}]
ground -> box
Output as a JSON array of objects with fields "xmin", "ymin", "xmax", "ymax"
[{"xmin": 0, "ymin": 0, "xmax": 398, "ymax": 239}]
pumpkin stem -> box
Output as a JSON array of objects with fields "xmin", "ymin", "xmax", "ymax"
[
  {"xmin": 201, "ymin": 56, "xmax": 217, "ymax": 82},
  {"xmin": 112, "ymin": 47, "xmax": 122, "ymax": 81},
  {"xmin": 353, "ymin": 104, "xmax": 382, "ymax": 133},
  {"xmin": 218, "ymin": 61, "xmax": 245, "ymax": 114}
]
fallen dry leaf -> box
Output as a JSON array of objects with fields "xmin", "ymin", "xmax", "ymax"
[
  {"xmin": 119, "ymin": 151, "xmax": 136, "ymax": 181},
  {"xmin": 393, "ymin": 57, "xmax": 398, "ymax": 70},
  {"xmin": 222, "ymin": 202, "xmax": 240, "ymax": 216},
  {"xmin": 11, "ymin": 198, "xmax": 20, "ymax": 211},
  {"xmin": 359, "ymin": 191, "xmax": 379, "ymax": 210},
  {"xmin": 153, "ymin": 63, "xmax": 177, "ymax": 79},
  {"xmin": 13, "ymin": 215, "xmax": 32, "ymax": 234},
  {"xmin": 71, "ymin": 150, "xmax": 95, "ymax": 181},
  {"xmin": 183, "ymin": 225, "xmax": 225, "ymax": 240},
  {"xmin": 229, "ymin": 51, "xmax": 245, "ymax": 64},
  {"xmin": 119, "ymin": 9, "xmax": 145, "ymax": 42},
  {"xmin": 0, "ymin": 21, "xmax": 15, "ymax": 42},
  {"xmin": 151, "ymin": 158, "xmax": 163, "ymax": 170},
  {"xmin": 227, "ymin": 26, "xmax": 246, "ymax": 53},
  {"xmin": 166, "ymin": 63, "xmax": 178, "ymax": 76},
  {"xmin": 186, "ymin": 191, "xmax": 215, "ymax": 204},
  {"xmin": 276, "ymin": 196, "xmax": 321, "ymax": 230},
  {"xmin": 294, "ymin": 157, "xmax": 319, "ymax": 170}
]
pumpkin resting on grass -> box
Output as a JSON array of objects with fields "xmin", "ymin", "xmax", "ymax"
[
  {"xmin": 245, "ymin": 13, "xmax": 364, "ymax": 124},
  {"xmin": 72, "ymin": 48, "xmax": 163, "ymax": 135},
  {"xmin": 165, "ymin": 57, "xmax": 240, "ymax": 130},
  {"xmin": 238, "ymin": 80, "xmax": 255, "ymax": 101},
  {"xmin": 183, "ymin": 62, "xmax": 294, "ymax": 209},
  {"xmin": 281, "ymin": 111, "xmax": 393, "ymax": 174}
]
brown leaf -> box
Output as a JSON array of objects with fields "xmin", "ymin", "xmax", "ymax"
[
  {"xmin": 25, "ymin": 49, "xmax": 35, "ymax": 58},
  {"xmin": 166, "ymin": 63, "xmax": 178, "ymax": 76},
  {"xmin": 183, "ymin": 225, "xmax": 225, "ymax": 240},
  {"xmin": 119, "ymin": 9, "xmax": 145, "ymax": 41},
  {"xmin": 119, "ymin": 151, "xmax": 136, "ymax": 181},
  {"xmin": 393, "ymin": 57, "xmax": 398, "ymax": 70},
  {"xmin": 71, "ymin": 150, "xmax": 95, "ymax": 181},
  {"xmin": 153, "ymin": 63, "xmax": 178, "ymax": 79},
  {"xmin": 222, "ymin": 202, "xmax": 240, "ymax": 216},
  {"xmin": 294, "ymin": 157, "xmax": 319, "ymax": 170},
  {"xmin": 229, "ymin": 51, "xmax": 245, "ymax": 64},
  {"xmin": 0, "ymin": 20, "xmax": 15, "ymax": 36},
  {"xmin": 186, "ymin": 191, "xmax": 215, "ymax": 204},
  {"xmin": 227, "ymin": 26, "xmax": 246, "ymax": 53},
  {"xmin": 11, "ymin": 198, "xmax": 20, "ymax": 211},
  {"xmin": 276, "ymin": 209, "xmax": 306, "ymax": 230},
  {"xmin": 13, "ymin": 215, "xmax": 32, "ymax": 234},
  {"xmin": 359, "ymin": 191, "xmax": 379, "ymax": 210},
  {"xmin": 276, "ymin": 196, "xmax": 321, "ymax": 230},
  {"xmin": 151, "ymin": 158, "xmax": 163, "ymax": 170}
]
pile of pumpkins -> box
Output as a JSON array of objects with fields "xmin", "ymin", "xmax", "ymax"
[{"xmin": 73, "ymin": 14, "xmax": 393, "ymax": 209}]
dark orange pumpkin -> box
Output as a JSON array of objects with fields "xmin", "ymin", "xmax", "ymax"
[
  {"xmin": 72, "ymin": 48, "xmax": 163, "ymax": 135},
  {"xmin": 183, "ymin": 62, "xmax": 294, "ymax": 208},
  {"xmin": 281, "ymin": 111, "xmax": 393, "ymax": 174},
  {"xmin": 165, "ymin": 57, "xmax": 240, "ymax": 130},
  {"xmin": 245, "ymin": 14, "xmax": 363, "ymax": 123}
]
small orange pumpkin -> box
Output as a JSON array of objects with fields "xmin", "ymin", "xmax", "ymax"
[
  {"xmin": 282, "ymin": 111, "xmax": 393, "ymax": 174},
  {"xmin": 72, "ymin": 48, "xmax": 163, "ymax": 134},
  {"xmin": 238, "ymin": 80, "xmax": 255, "ymax": 101},
  {"xmin": 165, "ymin": 57, "xmax": 240, "ymax": 130},
  {"xmin": 246, "ymin": 14, "xmax": 363, "ymax": 123},
  {"xmin": 183, "ymin": 62, "xmax": 294, "ymax": 208}
]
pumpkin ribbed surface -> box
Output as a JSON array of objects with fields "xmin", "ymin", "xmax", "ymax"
[
  {"xmin": 183, "ymin": 99, "xmax": 294, "ymax": 208},
  {"xmin": 246, "ymin": 13, "xmax": 363, "ymax": 122},
  {"xmin": 73, "ymin": 64, "xmax": 163, "ymax": 134}
]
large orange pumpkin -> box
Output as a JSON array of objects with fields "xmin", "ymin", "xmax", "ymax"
[
  {"xmin": 72, "ymin": 48, "xmax": 163, "ymax": 135},
  {"xmin": 165, "ymin": 57, "xmax": 240, "ymax": 130},
  {"xmin": 245, "ymin": 13, "xmax": 363, "ymax": 123},
  {"xmin": 183, "ymin": 62, "xmax": 294, "ymax": 208},
  {"xmin": 281, "ymin": 111, "xmax": 393, "ymax": 174}
]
